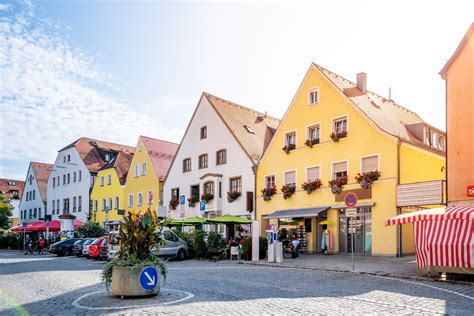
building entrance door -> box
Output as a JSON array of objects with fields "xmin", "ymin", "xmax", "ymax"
[{"xmin": 338, "ymin": 208, "xmax": 372, "ymax": 254}]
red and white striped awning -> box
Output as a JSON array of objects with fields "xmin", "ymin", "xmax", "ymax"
[{"xmin": 386, "ymin": 205, "xmax": 474, "ymax": 226}]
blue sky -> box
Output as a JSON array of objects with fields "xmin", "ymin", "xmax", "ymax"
[{"xmin": 0, "ymin": 0, "xmax": 473, "ymax": 180}]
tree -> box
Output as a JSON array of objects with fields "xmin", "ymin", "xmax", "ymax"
[
  {"xmin": 0, "ymin": 194, "xmax": 13, "ymax": 229},
  {"xmin": 76, "ymin": 221, "xmax": 106, "ymax": 237}
]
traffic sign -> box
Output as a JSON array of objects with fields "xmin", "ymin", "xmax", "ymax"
[
  {"xmin": 21, "ymin": 221, "xmax": 27, "ymax": 229},
  {"xmin": 139, "ymin": 266, "xmax": 159, "ymax": 291},
  {"xmin": 179, "ymin": 195, "xmax": 185, "ymax": 205},
  {"xmin": 346, "ymin": 208, "xmax": 357, "ymax": 217},
  {"xmin": 344, "ymin": 192, "xmax": 358, "ymax": 208},
  {"xmin": 199, "ymin": 200, "xmax": 206, "ymax": 211}
]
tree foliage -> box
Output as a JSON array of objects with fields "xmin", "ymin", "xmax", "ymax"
[
  {"xmin": 77, "ymin": 221, "xmax": 106, "ymax": 238},
  {"xmin": 0, "ymin": 194, "xmax": 13, "ymax": 229}
]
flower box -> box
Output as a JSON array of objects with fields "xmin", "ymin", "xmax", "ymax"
[
  {"xmin": 282, "ymin": 143, "xmax": 296, "ymax": 154},
  {"xmin": 330, "ymin": 131, "xmax": 348, "ymax": 143},
  {"xmin": 261, "ymin": 186, "xmax": 277, "ymax": 201},
  {"xmin": 304, "ymin": 138, "xmax": 320, "ymax": 148},
  {"xmin": 201, "ymin": 193, "xmax": 214, "ymax": 203},
  {"xmin": 328, "ymin": 176, "xmax": 348, "ymax": 194},
  {"xmin": 187, "ymin": 197, "xmax": 199, "ymax": 207},
  {"xmin": 168, "ymin": 199, "xmax": 179, "ymax": 210},
  {"xmin": 281, "ymin": 184, "xmax": 296, "ymax": 199},
  {"xmin": 227, "ymin": 191, "xmax": 241, "ymax": 203},
  {"xmin": 355, "ymin": 170, "xmax": 381, "ymax": 189},
  {"xmin": 301, "ymin": 179, "xmax": 322, "ymax": 194}
]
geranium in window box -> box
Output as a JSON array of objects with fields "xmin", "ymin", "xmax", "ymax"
[
  {"xmin": 301, "ymin": 179, "xmax": 322, "ymax": 194},
  {"xmin": 168, "ymin": 199, "xmax": 179, "ymax": 210},
  {"xmin": 304, "ymin": 138, "xmax": 320, "ymax": 148},
  {"xmin": 227, "ymin": 191, "xmax": 241, "ymax": 203},
  {"xmin": 355, "ymin": 170, "xmax": 381, "ymax": 189},
  {"xmin": 281, "ymin": 184, "xmax": 296, "ymax": 199},
  {"xmin": 282, "ymin": 143, "xmax": 296, "ymax": 154},
  {"xmin": 187, "ymin": 196, "xmax": 199, "ymax": 207},
  {"xmin": 330, "ymin": 131, "xmax": 348, "ymax": 143},
  {"xmin": 201, "ymin": 193, "xmax": 214, "ymax": 203},
  {"xmin": 328, "ymin": 176, "xmax": 348, "ymax": 194},
  {"xmin": 261, "ymin": 186, "xmax": 277, "ymax": 201}
]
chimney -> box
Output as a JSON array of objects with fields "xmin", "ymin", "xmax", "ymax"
[{"xmin": 356, "ymin": 72, "xmax": 367, "ymax": 93}]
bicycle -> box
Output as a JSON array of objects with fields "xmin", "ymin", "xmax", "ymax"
[
  {"xmin": 283, "ymin": 244, "xmax": 293, "ymax": 259},
  {"xmin": 25, "ymin": 245, "xmax": 36, "ymax": 256}
]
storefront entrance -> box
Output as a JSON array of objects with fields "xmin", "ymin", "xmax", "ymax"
[{"xmin": 338, "ymin": 208, "xmax": 372, "ymax": 254}]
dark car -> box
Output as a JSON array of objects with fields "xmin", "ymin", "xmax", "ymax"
[
  {"xmin": 99, "ymin": 238, "xmax": 108, "ymax": 261},
  {"xmin": 72, "ymin": 239, "xmax": 91, "ymax": 256},
  {"xmin": 49, "ymin": 238, "xmax": 80, "ymax": 256}
]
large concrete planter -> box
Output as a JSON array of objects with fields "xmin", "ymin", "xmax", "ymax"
[{"xmin": 111, "ymin": 266, "xmax": 160, "ymax": 298}]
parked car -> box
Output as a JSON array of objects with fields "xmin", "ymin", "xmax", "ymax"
[
  {"xmin": 72, "ymin": 239, "xmax": 91, "ymax": 256},
  {"xmin": 88, "ymin": 237, "xmax": 106, "ymax": 260},
  {"xmin": 99, "ymin": 238, "xmax": 108, "ymax": 261},
  {"xmin": 48, "ymin": 238, "xmax": 80, "ymax": 256},
  {"xmin": 153, "ymin": 228, "xmax": 188, "ymax": 260},
  {"xmin": 81, "ymin": 239, "xmax": 95, "ymax": 258},
  {"xmin": 107, "ymin": 231, "xmax": 121, "ymax": 261}
]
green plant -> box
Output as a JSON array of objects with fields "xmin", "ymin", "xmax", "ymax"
[
  {"xmin": 241, "ymin": 237, "xmax": 268, "ymax": 260},
  {"xmin": 261, "ymin": 186, "xmax": 277, "ymax": 201},
  {"xmin": 207, "ymin": 231, "xmax": 225, "ymax": 254},
  {"xmin": 330, "ymin": 131, "xmax": 348, "ymax": 142},
  {"xmin": 173, "ymin": 230, "xmax": 195, "ymax": 258},
  {"xmin": 280, "ymin": 184, "xmax": 296, "ymax": 199},
  {"xmin": 77, "ymin": 221, "xmax": 106, "ymax": 238},
  {"xmin": 282, "ymin": 143, "xmax": 296, "ymax": 154},
  {"xmin": 355, "ymin": 170, "xmax": 381, "ymax": 189},
  {"xmin": 0, "ymin": 194, "xmax": 13, "ymax": 229},
  {"xmin": 301, "ymin": 179, "xmax": 323, "ymax": 194},
  {"xmin": 169, "ymin": 199, "xmax": 179, "ymax": 210},
  {"xmin": 227, "ymin": 191, "xmax": 241, "ymax": 203},
  {"xmin": 328, "ymin": 176, "xmax": 348, "ymax": 194},
  {"xmin": 192, "ymin": 230, "xmax": 208, "ymax": 258},
  {"xmin": 201, "ymin": 193, "xmax": 214, "ymax": 203}
]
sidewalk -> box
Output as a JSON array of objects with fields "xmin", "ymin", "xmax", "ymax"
[{"xmin": 240, "ymin": 253, "xmax": 474, "ymax": 285}]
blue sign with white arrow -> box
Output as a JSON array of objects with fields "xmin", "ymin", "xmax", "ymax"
[
  {"xmin": 179, "ymin": 195, "xmax": 185, "ymax": 205},
  {"xmin": 199, "ymin": 200, "xmax": 206, "ymax": 211},
  {"xmin": 139, "ymin": 266, "xmax": 159, "ymax": 291}
]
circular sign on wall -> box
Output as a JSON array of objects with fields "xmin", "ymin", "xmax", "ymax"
[{"xmin": 344, "ymin": 192, "xmax": 358, "ymax": 208}]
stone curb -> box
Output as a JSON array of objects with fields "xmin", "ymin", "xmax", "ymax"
[{"xmin": 238, "ymin": 261, "xmax": 474, "ymax": 286}]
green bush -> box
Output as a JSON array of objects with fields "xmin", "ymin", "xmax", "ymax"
[
  {"xmin": 241, "ymin": 237, "xmax": 268, "ymax": 260},
  {"xmin": 0, "ymin": 236, "xmax": 8, "ymax": 248},
  {"xmin": 77, "ymin": 221, "xmax": 106, "ymax": 238},
  {"xmin": 16, "ymin": 236, "xmax": 23, "ymax": 250},
  {"xmin": 193, "ymin": 230, "xmax": 208, "ymax": 259},
  {"xmin": 207, "ymin": 231, "xmax": 225, "ymax": 253},
  {"xmin": 173, "ymin": 230, "xmax": 195, "ymax": 258}
]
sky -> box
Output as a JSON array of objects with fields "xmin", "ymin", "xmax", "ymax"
[{"xmin": 0, "ymin": 0, "xmax": 473, "ymax": 180}]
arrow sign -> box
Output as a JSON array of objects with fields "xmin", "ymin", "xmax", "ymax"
[{"xmin": 139, "ymin": 266, "xmax": 159, "ymax": 291}]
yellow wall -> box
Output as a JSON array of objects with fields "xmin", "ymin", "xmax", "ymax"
[
  {"xmin": 400, "ymin": 144, "xmax": 445, "ymax": 184},
  {"xmin": 124, "ymin": 137, "xmax": 162, "ymax": 214},
  {"xmin": 90, "ymin": 168, "xmax": 126, "ymax": 225}
]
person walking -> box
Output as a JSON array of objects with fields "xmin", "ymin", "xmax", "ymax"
[
  {"xmin": 24, "ymin": 235, "xmax": 34, "ymax": 255},
  {"xmin": 38, "ymin": 237, "xmax": 45, "ymax": 255},
  {"xmin": 290, "ymin": 238, "xmax": 301, "ymax": 259}
]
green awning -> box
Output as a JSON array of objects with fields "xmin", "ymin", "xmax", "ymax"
[
  {"xmin": 162, "ymin": 216, "xmax": 209, "ymax": 226},
  {"xmin": 207, "ymin": 214, "xmax": 252, "ymax": 224}
]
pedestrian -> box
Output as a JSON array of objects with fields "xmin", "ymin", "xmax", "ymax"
[
  {"xmin": 24, "ymin": 234, "xmax": 33, "ymax": 255},
  {"xmin": 38, "ymin": 237, "xmax": 45, "ymax": 255},
  {"xmin": 290, "ymin": 238, "xmax": 301, "ymax": 259}
]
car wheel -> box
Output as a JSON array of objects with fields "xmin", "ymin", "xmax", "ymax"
[
  {"xmin": 177, "ymin": 249, "xmax": 186, "ymax": 261},
  {"xmin": 65, "ymin": 249, "xmax": 72, "ymax": 256}
]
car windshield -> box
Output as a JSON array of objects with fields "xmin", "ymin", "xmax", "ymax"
[
  {"xmin": 74, "ymin": 240, "xmax": 83, "ymax": 245},
  {"xmin": 91, "ymin": 239, "xmax": 99, "ymax": 245},
  {"xmin": 83, "ymin": 240, "xmax": 92, "ymax": 245}
]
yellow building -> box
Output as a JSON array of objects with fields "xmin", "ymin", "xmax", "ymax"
[
  {"xmin": 91, "ymin": 152, "xmax": 134, "ymax": 226},
  {"xmin": 124, "ymin": 136, "xmax": 178, "ymax": 216},
  {"xmin": 256, "ymin": 64, "xmax": 446, "ymax": 256}
]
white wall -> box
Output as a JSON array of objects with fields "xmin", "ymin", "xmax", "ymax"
[
  {"xmin": 47, "ymin": 147, "xmax": 91, "ymax": 222},
  {"xmin": 18, "ymin": 165, "xmax": 45, "ymax": 223},
  {"xmin": 164, "ymin": 97, "xmax": 255, "ymax": 219}
]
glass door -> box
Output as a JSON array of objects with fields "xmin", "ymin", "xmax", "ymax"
[{"xmin": 338, "ymin": 208, "xmax": 372, "ymax": 254}]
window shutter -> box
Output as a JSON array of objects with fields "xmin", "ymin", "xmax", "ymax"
[
  {"xmin": 333, "ymin": 162, "xmax": 347, "ymax": 173},
  {"xmin": 246, "ymin": 191, "xmax": 254, "ymax": 212},
  {"xmin": 284, "ymin": 171, "xmax": 296, "ymax": 184},
  {"xmin": 307, "ymin": 167, "xmax": 320, "ymax": 181},
  {"xmin": 362, "ymin": 156, "xmax": 378, "ymax": 173}
]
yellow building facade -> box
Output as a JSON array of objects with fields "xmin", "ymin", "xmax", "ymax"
[{"xmin": 256, "ymin": 64, "xmax": 445, "ymax": 256}]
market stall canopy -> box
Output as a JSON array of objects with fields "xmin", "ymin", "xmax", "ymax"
[
  {"xmin": 263, "ymin": 206, "xmax": 329, "ymax": 219},
  {"xmin": 207, "ymin": 214, "xmax": 252, "ymax": 224},
  {"xmin": 10, "ymin": 219, "xmax": 85, "ymax": 232},
  {"xmin": 385, "ymin": 205, "xmax": 474, "ymax": 226}
]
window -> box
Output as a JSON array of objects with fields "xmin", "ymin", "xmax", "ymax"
[
  {"xmin": 105, "ymin": 154, "xmax": 110, "ymax": 161},
  {"xmin": 204, "ymin": 181, "xmax": 214, "ymax": 195},
  {"xmin": 33, "ymin": 190, "xmax": 35, "ymax": 200},
  {"xmin": 171, "ymin": 188, "xmax": 180, "ymax": 202},
  {"xmin": 53, "ymin": 177, "xmax": 56, "ymax": 188},
  {"xmin": 78, "ymin": 196, "xmax": 82, "ymax": 212},
  {"xmin": 285, "ymin": 131, "xmax": 296, "ymax": 146},
  {"xmin": 147, "ymin": 190, "xmax": 153, "ymax": 205},
  {"xmin": 100, "ymin": 176, "xmax": 104, "ymax": 186},
  {"xmin": 67, "ymin": 154, "xmax": 70, "ymax": 162},
  {"xmin": 78, "ymin": 171, "xmax": 82, "ymax": 181},
  {"xmin": 219, "ymin": 182, "xmax": 222, "ymax": 198},
  {"xmin": 438, "ymin": 135, "xmax": 445, "ymax": 151},
  {"xmin": 33, "ymin": 208, "xmax": 37, "ymax": 218},
  {"xmin": 191, "ymin": 185, "xmax": 200, "ymax": 200},
  {"xmin": 102, "ymin": 198, "xmax": 106, "ymax": 211},
  {"xmin": 73, "ymin": 196, "xmax": 77, "ymax": 212},
  {"xmin": 67, "ymin": 173, "xmax": 70, "ymax": 184},
  {"xmin": 138, "ymin": 192, "xmax": 143, "ymax": 206},
  {"xmin": 114, "ymin": 196, "xmax": 119, "ymax": 210},
  {"xmin": 63, "ymin": 198, "xmax": 70, "ymax": 214},
  {"xmin": 52, "ymin": 200, "xmax": 56, "ymax": 214},
  {"xmin": 265, "ymin": 175, "xmax": 275, "ymax": 189},
  {"xmin": 309, "ymin": 88, "xmax": 320, "ymax": 105},
  {"xmin": 142, "ymin": 163, "xmax": 146, "ymax": 176},
  {"xmin": 333, "ymin": 117, "xmax": 348, "ymax": 133},
  {"xmin": 244, "ymin": 125, "xmax": 255, "ymax": 134},
  {"xmin": 134, "ymin": 165, "xmax": 139, "ymax": 177},
  {"xmin": 199, "ymin": 154, "xmax": 208, "ymax": 169},
  {"xmin": 26, "ymin": 192, "xmax": 28, "ymax": 201},
  {"xmin": 216, "ymin": 150, "xmax": 227, "ymax": 165},
  {"xmin": 361, "ymin": 155, "xmax": 379, "ymax": 173},
  {"xmin": 63, "ymin": 174, "xmax": 66, "ymax": 185},
  {"xmin": 29, "ymin": 209, "xmax": 32, "ymax": 219},
  {"xmin": 57, "ymin": 176, "xmax": 60, "ymax": 186},
  {"xmin": 332, "ymin": 161, "xmax": 348, "ymax": 179},
  {"xmin": 107, "ymin": 174, "xmax": 112, "ymax": 185},
  {"xmin": 56, "ymin": 199, "xmax": 59, "ymax": 213},
  {"xmin": 284, "ymin": 171, "xmax": 296, "ymax": 186},
  {"xmin": 73, "ymin": 172, "xmax": 76, "ymax": 182},
  {"xmin": 108, "ymin": 198, "xmax": 113, "ymax": 211},
  {"xmin": 29, "ymin": 175, "xmax": 33, "ymax": 185},
  {"xmin": 229, "ymin": 177, "xmax": 242, "ymax": 193},
  {"xmin": 63, "ymin": 156, "xmax": 66, "ymax": 163},
  {"xmin": 307, "ymin": 166, "xmax": 320, "ymax": 181},
  {"xmin": 183, "ymin": 158, "xmax": 191, "ymax": 172},
  {"xmin": 307, "ymin": 125, "xmax": 320, "ymax": 142},
  {"xmin": 128, "ymin": 194, "xmax": 133, "ymax": 207},
  {"xmin": 200, "ymin": 126, "xmax": 207, "ymax": 139},
  {"xmin": 38, "ymin": 207, "xmax": 41, "ymax": 219},
  {"xmin": 94, "ymin": 200, "xmax": 98, "ymax": 212}
]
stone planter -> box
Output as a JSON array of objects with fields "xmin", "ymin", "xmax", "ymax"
[{"xmin": 111, "ymin": 266, "xmax": 160, "ymax": 298}]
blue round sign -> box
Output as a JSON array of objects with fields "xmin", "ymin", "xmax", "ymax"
[
  {"xmin": 344, "ymin": 192, "xmax": 358, "ymax": 208},
  {"xmin": 139, "ymin": 266, "xmax": 159, "ymax": 291}
]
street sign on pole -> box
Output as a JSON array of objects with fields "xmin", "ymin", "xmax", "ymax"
[
  {"xmin": 139, "ymin": 266, "xmax": 159, "ymax": 291},
  {"xmin": 345, "ymin": 206, "xmax": 357, "ymax": 271},
  {"xmin": 346, "ymin": 208, "xmax": 357, "ymax": 217},
  {"xmin": 199, "ymin": 201, "xmax": 206, "ymax": 212},
  {"xmin": 344, "ymin": 192, "xmax": 358, "ymax": 208},
  {"xmin": 179, "ymin": 195, "xmax": 185, "ymax": 205}
]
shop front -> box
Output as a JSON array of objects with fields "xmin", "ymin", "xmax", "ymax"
[{"xmin": 337, "ymin": 207, "xmax": 372, "ymax": 255}]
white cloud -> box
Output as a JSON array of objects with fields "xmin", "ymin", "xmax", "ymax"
[{"xmin": 0, "ymin": 1, "xmax": 182, "ymax": 173}]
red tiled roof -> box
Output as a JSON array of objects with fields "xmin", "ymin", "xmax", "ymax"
[
  {"xmin": 30, "ymin": 162, "xmax": 53, "ymax": 202},
  {"xmin": 60, "ymin": 137, "xmax": 135, "ymax": 173},
  {"xmin": 0, "ymin": 178, "xmax": 25, "ymax": 199},
  {"xmin": 141, "ymin": 136, "xmax": 178, "ymax": 181},
  {"xmin": 99, "ymin": 152, "xmax": 134, "ymax": 185}
]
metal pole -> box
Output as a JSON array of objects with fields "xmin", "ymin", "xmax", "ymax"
[
  {"xmin": 23, "ymin": 228, "xmax": 25, "ymax": 253},
  {"xmin": 351, "ymin": 229, "xmax": 355, "ymax": 270}
]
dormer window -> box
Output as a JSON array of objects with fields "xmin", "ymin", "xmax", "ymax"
[
  {"xmin": 244, "ymin": 125, "xmax": 255, "ymax": 134},
  {"xmin": 200, "ymin": 126, "xmax": 207, "ymax": 139},
  {"xmin": 105, "ymin": 154, "xmax": 110, "ymax": 162},
  {"xmin": 309, "ymin": 88, "xmax": 320, "ymax": 105}
]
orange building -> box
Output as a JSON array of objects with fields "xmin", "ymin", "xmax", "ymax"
[{"xmin": 440, "ymin": 23, "xmax": 474, "ymax": 206}]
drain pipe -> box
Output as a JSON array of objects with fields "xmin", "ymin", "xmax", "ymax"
[{"xmin": 397, "ymin": 140, "xmax": 402, "ymax": 257}]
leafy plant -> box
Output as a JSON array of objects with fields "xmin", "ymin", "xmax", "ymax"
[
  {"xmin": 0, "ymin": 194, "xmax": 13, "ymax": 229},
  {"xmin": 227, "ymin": 191, "xmax": 241, "ymax": 203},
  {"xmin": 281, "ymin": 184, "xmax": 296, "ymax": 199},
  {"xmin": 355, "ymin": 170, "xmax": 381, "ymax": 189},
  {"xmin": 207, "ymin": 231, "xmax": 225, "ymax": 253},
  {"xmin": 192, "ymin": 230, "xmax": 208, "ymax": 258},
  {"xmin": 282, "ymin": 143, "xmax": 296, "ymax": 154},
  {"xmin": 201, "ymin": 193, "xmax": 214, "ymax": 203},
  {"xmin": 301, "ymin": 179, "xmax": 323, "ymax": 194},
  {"xmin": 304, "ymin": 138, "xmax": 319, "ymax": 148},
  {"xmin": 330, "ymin": 131, "xmax": 348, "ymax": 142},
  {"xmin": 169, "ymin": 199, "xmax": 179, "ymax": 210},
  {"xmin": 77, "ymin": 221, "xmax": 106, "ymax": 238},
  {"xmin": 173, "ymin": 231, "xmax": 195, "ymax": 258},
  {"xmin": 261, "ymin": 186, "xmax": 277, "ymax": 201},
  {"xmin": 187, "ymin": 196, "xmax": 199, "ymax": 207},
  {"xmin": 328, "ymin": 176, "xmax": 348, "ymax": 194},
  {"xmin": 242, "ymin": 237, "xmax": 268, "ymax": 260}
]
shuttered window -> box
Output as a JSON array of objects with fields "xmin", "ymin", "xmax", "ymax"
[
  {"xmin": 307, "ymin": 167, "xmax": 320, "ymax": 181},
  {"xmin": 332, "ymin": 161, "xmax": 347, "ymax": 179},
  {"xmin": 284, "ymin": 171, "xmax": 296, "ymax": 185},
  {"xmin": 361, "ymin": 156, "xmax": 379, "ymax": 173}
]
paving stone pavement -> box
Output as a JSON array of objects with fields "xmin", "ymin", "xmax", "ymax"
[{"xmin": 0, "ymin": 250, "xmax": 473, "ymax": 315}]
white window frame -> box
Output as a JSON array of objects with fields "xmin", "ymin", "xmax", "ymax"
[
  {"xmin": 283, "ymin": 169, "xmax": 297, "ymax": 186},
  {"xmin": 107, "ymin": 174, "xmax": 112, "ymax": 185},
  {"xmin": 115, "ymin": 196, "xmax": 119, "ymax": 210},
  {"xmin": 108, "ymin": 197, "xmax": 113, "ymax": 211},
  {"xmin": 100, "ymin": 176, "xmax": 104, "ymax": 186},
  {"xmin": 332, "ymin": 115, "xmax": 349, "ymax": 134},
  {"xmin": 137, "ymin": 192, "xmax": 143, "ymax": 206},
  {"xmin": 305, "ymin": 165, "xmax": 321, "ymax": 181},
  {"xmin": 134, "ymin": 165, "xmax": 139, "ymax": 178},
  {"xmin": 360, "ymin": 154, "xmax": 380, "ymax": 174},
  {"xmin": 308, "ymin": 87, "xmax": 320, "ymax": 105},
  {"xmin": 331, "ymin": 160, "xmax": 349, "ymax": 180},
  {"xmin": 94, "ymin": 200, "xmax": 98, "ymax": 212},
  {"xmin": 306, "ymin": 122, "xmax": 321, "ymax": 141},
  {"xmin": 147, "ymin": 190, "xmax": 153, "ymax": 205},
  {"xmin": 264, "ymin": 174, "xmax": 276, "ymax": 189},
  {"xmin": 283, "ymin": 130, "xmax": 297, "ymax": 146},
  {"xmin": 128, "ymin": 194, "xmax": 133, "ymax": 207}
]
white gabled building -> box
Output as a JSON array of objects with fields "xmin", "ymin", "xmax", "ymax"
[
  {"xmin": 164, "ymin": 92, "xmax": 280, "ymax": 223},
  {"xmin": 18, "ymin": 162, "xmax": 53, "ymax": 223},
  {"xmin": 47, "ymin": 138, "xmax": 134, "ymax": 222}
]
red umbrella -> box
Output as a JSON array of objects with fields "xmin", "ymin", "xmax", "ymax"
[{"xmin": 10, "ymin": 219, "xmax": 86, "ymax": 232}]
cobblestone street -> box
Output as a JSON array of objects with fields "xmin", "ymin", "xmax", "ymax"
[{"xmin": 1, "ymin": 251, "xmax": 473, "ymax": 315}]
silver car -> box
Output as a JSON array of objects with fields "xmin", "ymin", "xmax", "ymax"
[
  {"xmin": 81, "ymin": 239, "xmax": 96, "ymax": 257},
  {"xmin": 153, "ymin": 229, "xmax": 188, "ymax": 260}
]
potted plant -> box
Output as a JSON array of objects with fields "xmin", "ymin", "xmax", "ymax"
[
  {"xmin": 355, "ymin": 170, "xmax": 381, "ymax": 189},
  {"xmin": 261, "ymin": 186, "xmax": 277, "ymax": 201},
  {"xmin": 328, "ymin": 176, "xmax": 348, "ymax": 194},
  {"xmin": 330, "ymin": 131, "xmax": 348, "ymax": 142},
  {"xmin": 227, "ymin": 191, "xmax": 241, "ymax": 203},
  {"xmin": 280, "ymin": 184, "xmax": 296, "ymax": 199},
  {"xmin": 187, "ymin": 196, "xmax": 199, "ymax": 207},
  {"xmin": 201, "ymin": 193, "xmax": 214, "ymax": 203},
  {"xmin": 101, "ymin": 209, "xmax": 166, "ymax": 298},
  {"xmin": 301, "ymin": 179, "xmax": 323, "ymax": 194},
  {"xmin": 168, "ymin": 199, "xmax": 179, "ymax": 210},
  {"xmin": 282, "ymin": 143, "xmax": 296, "ymax": 154},
  {"xmin": 304, "ymin": 138, "xmax": 320, "ymax": 148}
]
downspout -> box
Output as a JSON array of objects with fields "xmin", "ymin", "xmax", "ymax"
[
  {"xmin": 445, "ymin": 79, "xmax": 448, "ymax": 206},
  {"xmin": 397, "ymin": 139, "xmax": 402, "ymax": 257},
  {"xmin": 252, "ymin": 164, "xmax": 258, "ymax": 221}
]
